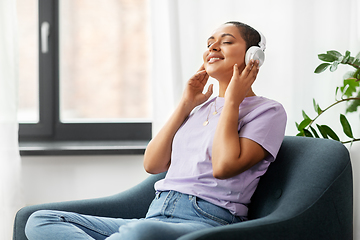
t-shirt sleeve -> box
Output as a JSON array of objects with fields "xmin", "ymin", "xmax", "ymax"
[{"xmin": 238, "ymin": 101, "xmax": 287, "ymax": 162}]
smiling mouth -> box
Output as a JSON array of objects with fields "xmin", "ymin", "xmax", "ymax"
[{"xmin": 208, "ymin": 57, "xmax": 223, "ymax": 63}]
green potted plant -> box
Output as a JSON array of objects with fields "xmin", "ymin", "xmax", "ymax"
[{"xmin": 296, "ymin": 50, "xmax": 360, "ymax": 144}]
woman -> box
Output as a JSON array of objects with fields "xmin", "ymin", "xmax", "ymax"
[{"xmin": 25, "ymin": 21, "xmax": 286, "ymax": 240}]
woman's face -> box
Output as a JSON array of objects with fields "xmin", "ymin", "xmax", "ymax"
[{"xmin": 203, "ymin": 24, "xmax": 247, "ymax": 81}]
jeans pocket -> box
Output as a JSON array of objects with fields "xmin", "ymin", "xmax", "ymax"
[
  {"xmin": 191, "ymin": 196, "xmax": 230, "ymax": 226},
  {"xmin": 145, "ymin": 191, "xmax": 170, "ymax": 219}
]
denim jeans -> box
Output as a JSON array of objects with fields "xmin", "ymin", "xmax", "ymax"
[{"xmin": 25, "ymin": 191, "xmax": 244, "ymax": 240}]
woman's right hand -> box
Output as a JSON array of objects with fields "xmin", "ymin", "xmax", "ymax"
[
  {"xmin": 144, "ymin": 65, "xmax": 213, "ymax": 174},
  {"xmin": 180, "ymin": 65, "xmax": 213, "ymax": 112}
]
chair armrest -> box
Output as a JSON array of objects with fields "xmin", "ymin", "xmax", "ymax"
[{"xmin": 13, "ymin": 173, "xmax": 165, "ymax": 240}]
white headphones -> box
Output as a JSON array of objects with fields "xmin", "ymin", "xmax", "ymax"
[{"xmin": 244, "ymin": 31, "xmax": 266, "ymax": 67}]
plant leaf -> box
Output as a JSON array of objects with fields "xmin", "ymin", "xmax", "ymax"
[
  {"xmin": 327, "ymin": 50, "xmax": 343, "ymax": 60},
  {"xmin": 296, "ymin": 131, "xmax": 305, "ymax": 137},
  {"xmin": 318, "ymin": 53, "xmax": 337, "ymax": 62},
  {"xmin": 312, "ymin": 98, "xmax": 322, "ymax": 114},
  {"xmin": 342, "ymin": 51, "xmax": 351, "ymax": 64},
  {"xmin": 314, "ymin": 63, "xmax": 330, "ymax": 73},
  {"xmin": 312, "ymin": 99, "xmax": 318, "ymax": 113},
  {"xmin": 342, "ymin": 78, "xmax": 360, "ymax": 97},
  {"xmin": 330, "ymin": 61, "xmax": 339, "ymax": 72},
  {"xmin": 346, "ymin": 92, "xmax": 360, "ymax": 113},
  {"xmin": 302, "ymin": 110, "xmax": 310, "ymax": 120},
  {"xmin": 316, "ymin": 124, "xmax": 328, "ymax": 139},
  {"xmin": 298, "ymin": 118, "xmax": 311, "ymax": 130},
  {"xmin": 356, "ymin": 51, "xmax": 360, "ymax": 59},
  {"xmin": 340, "ymin": 114, "xmax": 354, "ymax": 138},
  {"xmin": 310, "ymin": 125, "xmax": 320, "ymax": 138},
  {"xmin": 354, "ymin": 58, "xmax": 360, "ymax": 68},
  {"xmin": 321, "ymin": 125, "xmax": 340, "ymax": 141},
  {"xmin": 303, "ymin": 129, "xmax": 313, "ymax": 138},
  {"xmin": 335, "ymin": 86, "xmax": 340, "ymax": 98},
  {"xmin": 352, "ymin": 69, "xmax": 360, "ymax": 80}
]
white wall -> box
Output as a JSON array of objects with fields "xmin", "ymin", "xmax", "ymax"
[{"xmin": 21, "ymin": 154, "xmax": 149, "ymax": 206}]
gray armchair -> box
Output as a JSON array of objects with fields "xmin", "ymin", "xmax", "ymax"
[{"xmin": 13, "ymin": 136, "xmax": 353, "ymax": 240}]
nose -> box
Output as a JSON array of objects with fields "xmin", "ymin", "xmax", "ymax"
[{"xmin": 209, "ymin": 41, "xmax": 220, "ymax": 52}]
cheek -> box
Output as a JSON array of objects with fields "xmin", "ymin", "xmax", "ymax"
[
  {"xmin": 231, "ymin": 49, "xmax": 246, "ymax": 63},
  {"xmin": 203, "ymin": 50, "xmax": 208, "ymax": 62},
  {"xmin": 202, "ymin": 51, "xmax": 209, "ymax": 69}
]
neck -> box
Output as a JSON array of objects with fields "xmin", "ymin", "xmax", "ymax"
[{"xmin": 218, "ymin": 82, "xmax": 256, "ymax": 98}]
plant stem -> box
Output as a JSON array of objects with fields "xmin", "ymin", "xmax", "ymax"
[
  {"xmin": 347, "ymin": 62, "xmax": 360, "ymax": 71},
  {"xmin": 307, "ymin": 97, "xmax": 360, "ymax": 130},
  {"xmin": 342, "ymin": 138, "xmax": 360, "ymax": 144}
]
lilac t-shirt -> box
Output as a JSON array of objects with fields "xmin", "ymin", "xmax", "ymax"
[{"xmin": 155, "ymin": 96, "xmax": 287, "ymax": 217}]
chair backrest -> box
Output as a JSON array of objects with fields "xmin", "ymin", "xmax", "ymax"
[{"xmin": 248, "ymin": 136, "xmax": 352, "ymax": 222}]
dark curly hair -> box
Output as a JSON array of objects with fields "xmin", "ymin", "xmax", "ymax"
[{"xmin": 225, "ymin": 21, "xmax": 261, "ymax": 51}]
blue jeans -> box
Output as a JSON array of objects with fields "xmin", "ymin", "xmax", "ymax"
[{"xmin": 25, "ymin": 191, "xmax": 244, "ymax": 240}]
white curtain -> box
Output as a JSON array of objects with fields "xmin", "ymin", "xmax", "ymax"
[
  {"xmin": 150, "ymin": 0, "xmax": 359, "ymax": 237},
  {"xmin": 0, "ymin": 0, "xmax": 23, "ymax": 239}
]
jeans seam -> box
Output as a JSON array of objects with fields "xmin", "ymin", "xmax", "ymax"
[
  {"xmin": 60, "ymin": 214, "xmax": 112, "ymax": 237},
  {"xmin": 160, "ymin": 191, "xmax": 173, "ymax": 216},
  {"xmin": 168, "ymin": 192, "xmax": 182, "ymax": 218}
]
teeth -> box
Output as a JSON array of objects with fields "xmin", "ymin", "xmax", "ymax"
[{"xmin": 209, "ymin": 57, "xmax": 221, "ymax": 63}]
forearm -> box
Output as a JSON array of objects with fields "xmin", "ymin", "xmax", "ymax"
[
  {"xmin": 143, "ymin": 101, "xmax": 194, "ymax": 174},
  {"xmin": 212, "ymin": 100, "xmax": 243, "ymax": 179}
]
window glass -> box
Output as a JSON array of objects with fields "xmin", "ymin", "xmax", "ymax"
[
  {"xmin": 59, "ymin": 0, "xmax": 151, "ymax": 123},
  {"xmin": 17, "ymin": 0, "xmax": 39, "ymax": 123}
]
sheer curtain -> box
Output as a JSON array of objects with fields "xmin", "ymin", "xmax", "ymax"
[
  {"xmin": 0, "ymin": 0, "xmax": 23, "ymax": 239},
  {"xmin": 150, "ymin": 0, "xmax": 359, "ymax": 237}
]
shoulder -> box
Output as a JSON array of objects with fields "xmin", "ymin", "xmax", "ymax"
[{"xmin": 241, "ymin": 96, "xmax": 287, "ymax": 121}]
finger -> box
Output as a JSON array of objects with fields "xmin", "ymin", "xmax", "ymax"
[
  {"xmin": 197, "ymin": 64, "xmax": 205, "ymax": 72},
  {"xmin": 247, "ymin": 61, "xmax": 259, "ymax": 82},
  {"xmin": 240, "ymin": 60, "xmax": 253, "ymax": 78},
  {"xmin": 202, "ymin": 71, "xmax": 209, "ymax": 82},
  {"xmin": 246, "ymin": 59, "xmax": 260, "ymax": 77},
  {"xmin": 194, "ymin": 70, "xmax": 206, "ymax": 79},
  {"xmin": 233, "ymin": 64, "xmax": 240, "ymax": 77},
  {"xmin": 196, "ymin": 69, "xmax": 209, "ymax": 83},
  {"xmin": 250, "ymin": 60, "xmax": 260, "ymax": 76}
]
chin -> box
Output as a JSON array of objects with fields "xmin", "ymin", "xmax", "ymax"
[
  {"xmin": 205, "ymin": 64, "xmax": 232, "ymax": 80},
  {"xmin": 205, "ymin": 64, "xmax": 221, "ymax": 76}
]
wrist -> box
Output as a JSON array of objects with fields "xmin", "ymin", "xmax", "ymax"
[
  {"xmin": 224, "ymin": 98, "xmax": 242, "ymax": 111},
  {"xmin": 176, "ymin": 99, "xmax": 195, "ymax": 118},
  {"xmin": 179, "ymin": 98, "xmax": 197, "ymax": 113}
]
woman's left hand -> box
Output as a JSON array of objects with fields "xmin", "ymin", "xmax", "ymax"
[
  {"xmin": 212, "ymin": 59, "xmax": 267, "ymax": 179},
  {"xmin": 225, "ymin": 60, "xmax": 259, "ymax": 106}
]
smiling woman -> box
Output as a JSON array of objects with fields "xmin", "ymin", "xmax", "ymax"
[{"xmin": 25, "ymin": 21, "xmax": 286, "ymax": 240}]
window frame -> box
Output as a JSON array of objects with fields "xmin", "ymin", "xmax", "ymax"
[{"xmin": 19, "ymin": 0, "xmax": 152, "ymax": 145}]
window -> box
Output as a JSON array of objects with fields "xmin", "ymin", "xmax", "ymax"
[{"xmin": 17, "ymin": 0, "xmax": 152, "ymax": 153}]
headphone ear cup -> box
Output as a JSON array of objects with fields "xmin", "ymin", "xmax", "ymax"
[{"xmin": 245, "ymin": 46, "xmax": 265, "ymax": 67}]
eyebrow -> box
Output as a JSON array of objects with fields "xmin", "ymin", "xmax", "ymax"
[{"xmin": 207, "ymin": 33, "xmax": 236, "ymax": 41}]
